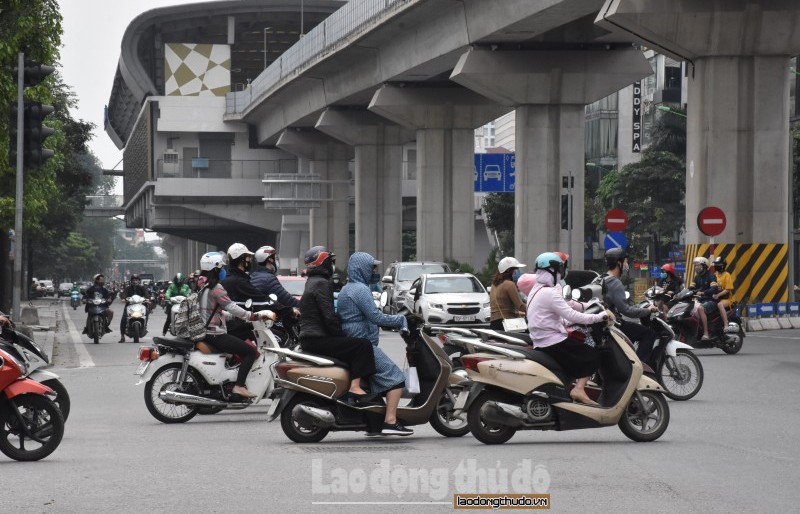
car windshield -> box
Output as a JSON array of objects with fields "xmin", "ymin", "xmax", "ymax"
[
  {"xmin": 424, "ymin": 276, "xmax": 485, "ymax": 294},
  {"xmin": 279, "ymin": 278, "xmax": 307, "ymax": 296},
  {"xmin": 398, "ymin": 264, "xmax": 448, "ymax": 282}
]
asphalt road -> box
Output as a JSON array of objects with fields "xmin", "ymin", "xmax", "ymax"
[{"xmin": 2, "ymin": 298, "xmax": 799, "ymax": 513}]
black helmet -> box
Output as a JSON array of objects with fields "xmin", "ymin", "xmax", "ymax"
[
  {"xmin": 304, "ymin": 246, "xmax": 335, "ymax": 269},
  {"xmin": 131, "ymin": 274, "xmax": 141, "ymax": 283},
  {"xmin": 713, "ymin": 256, "xmax": 727, "ymax": 273},
  {"xmin": 605, "ymin": 248, "xmax": 628, "ymax": 270}
]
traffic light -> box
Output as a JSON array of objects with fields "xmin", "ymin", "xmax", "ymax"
[{"xmin": 9, "ymin": 61, "xmax": 56, "ymax": 169}]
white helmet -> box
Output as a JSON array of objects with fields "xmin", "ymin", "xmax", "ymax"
[
  {"xmin": 254, "ymin": 245, "xmax": 276, "ymax": 264},
  {"xmin": 227, "ymin": 243, "xmax": 254, "ymax": 261},
  {"xmin": 498, "ymin": 256, "xmax": 526, "ymax": 274},
  {"xmin": 693, "ymin": 256, "xmax": 709, "ymax": 268},
  {"xmin": 200, "ymin": 252, "xmax": 226, "ymax": 271}
]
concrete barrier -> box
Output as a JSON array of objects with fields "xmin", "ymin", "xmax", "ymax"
[
  {"xmin": 747, "ymin": 319, "xmax": 764, "ymax": 331},
  {"xmin": 760, "ymin": 318, "xmax": 782, "ymax": 331},
  {"xmin": 19, "ymin": 306, "xmax": 39, "ymax": 325},
  {"xmin": 778, "ymin": 318, "xmax": 793, "ymax": 329}
]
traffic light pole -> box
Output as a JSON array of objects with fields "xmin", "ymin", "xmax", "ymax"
[{"xmin": 12, "ymin": 52, "xmax": 24, "ymax": 320}]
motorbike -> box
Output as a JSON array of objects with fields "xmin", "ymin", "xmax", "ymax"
[
  {"xmin": 462, "ymin": 299, "xmax": 670, "ymax": 445},
  {"xmin": 70, "ymin": 290, "xmax": 81, "ymax": 310},
  {"xmin": 135, "ymin": 314, "xmax": 283, "ymax": 424},
  {"xmin": 124, "ymin": 295, "xmax": 149, "ymax": 344},
  {"xmin": 0, "ymin": 324, "xmax": 71, "ymax": 421},
  {"xmin": 86, "ymin": 294, "xmax": 111, "ymax": 344},
  {"xmin": 265, "ymin": 311, "xmax": 473, "ymax": 443},
  {"xmin": 0, "ymin": 345, "xmax": 64, "ymax": 461},
  {"xmin": 166, "ymin": 295, "xmax": 186, "ymax": 337},
  {"xmin": 665, "ymin": 288, "xmax": 744, "ymax": 354}
]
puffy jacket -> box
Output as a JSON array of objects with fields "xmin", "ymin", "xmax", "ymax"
[
  {"xmin": 251, "ymin": 269, "xmax": 300, "ymax": 308},
  {"xmin": 299, "ymin": 267, "xmax": 344, "ymax": 339},
  {"xmin": 221, "ymin": 268, "xmax": 269, "ymax": 306},
  {"xmin": 165, "ymin": 283, "xmax": 190, "ymax": 301}
]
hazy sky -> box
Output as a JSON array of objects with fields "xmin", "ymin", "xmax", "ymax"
[{"xmin": 59, "ymin": 0, "xmax": 199, "ymax": 170}]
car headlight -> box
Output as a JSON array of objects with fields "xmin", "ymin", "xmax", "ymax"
[
  {"xmin": 481, "ymin": 302, "xmax": 490, "ymax": 309},
  {"xmin": 429, "ymin": 303, "xmax": 444, "ymax": 311}
]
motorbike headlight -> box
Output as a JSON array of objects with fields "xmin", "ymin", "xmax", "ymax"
[{"xmin": 429, "ymin": 303, "xmax": 444, "ymax": 311}]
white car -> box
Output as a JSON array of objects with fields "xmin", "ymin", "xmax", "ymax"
[{"xmin": 405, "ymin": 273, "xmax": 490, "ymax": 325}]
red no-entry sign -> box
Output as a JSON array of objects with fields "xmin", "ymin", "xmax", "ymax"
[
  {"xmin": 697, "ymin": 206, "xmax": 726, "ymax": 237},
  {"xmin": 605, "ymin": 209, "xmax": 628, "ymax": 232}
]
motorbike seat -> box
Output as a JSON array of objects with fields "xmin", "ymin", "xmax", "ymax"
[
  {"xmin": 294, "ymin": 350, "xmax": 350, "ymax": 369},
  {"xmin": 153, "ymin": 336, "xmax": 194, "ymax": 351},
  {"xmin": 487, "ymin": 343, "xmax": 571, "ymax": 384}
]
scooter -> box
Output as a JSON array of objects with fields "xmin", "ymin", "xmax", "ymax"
[
  {"xmin": 265, "ymin": 312, "xmax": 472, "ymax": 443},
  {"xmin": 166, "ymin": 295, "xmax": 186, "ymax": 336},
  {"xmin": 462, "ymin": 299, "xmax": 670, "ymax": 444},
  {"xmin": 0, "ymin": 345, "xmax": 64, "ymax": 461},
  {"xmin": 666, "ymin": 288, "xmax": 744, "ymax": 354},
  {"xmin": 135, "ymin": 313, "xmax": 283, "ymax": 424},
  {"xmin": 0, "ymin": 324, "xmax": 70, "ymax": 421},
  {"xmin": 70, "ymin": 290, "xmax": 81, "ymax": 310},
  {"xmin": 124, "ymin": 295, "xmax": 149, "ymax": 344},
  {"xmin": 86, "ymin": 294, "xmax": 111, "ymax": 344}
]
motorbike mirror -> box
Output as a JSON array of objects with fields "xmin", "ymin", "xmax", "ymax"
[
  {"xmin": 571, "ymin": 288, "xmax": 582, "ymax": 302},
  {"xmin": 379, "ymin": 291, "xmax": 389, "ymax": 307},
  {"xmin": 562, "ymin": 285, "xmax": 572, "ymax": 301},
  {"xmin": 381, "ymin": 275, "xmax": 393, "ymax": 284},
  {"xmin": 244, "ymin": 299, "xmax": 253, "ymax": 309}
]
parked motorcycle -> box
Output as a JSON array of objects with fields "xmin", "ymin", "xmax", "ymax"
[
  {"xmin": 666, "ymin": 288, "xmax": 744, "ymax": 354},
  {"xmin": 265, "ymin": 312, "xmax": 472, "ymax": 443},
  {"xmin": 0, "ymin": 324, "xmax": 70, "ymax": 421},
  {"xmin": 462, "ymin": 300, "xmax": 670, "ymax": 444},
  {"xmin": 0, "ymin": 345, "xmax": 64, "ymax": 461},
  {"xmin": 124, "ymin": 295, "xmax": 149, "ymax": 344},
  {"xmin": 70, "ymin": 290, "xmax": 81, "ymax": 310},
  {"xmin": 135, "ymin": 317, "xmax": 282, "ymax": 423},
  {"xmin": 86, "ymin": 294, "xmax": 111, "ymax": 344}
]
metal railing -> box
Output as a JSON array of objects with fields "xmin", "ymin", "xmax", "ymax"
[
  {"xmin": 155, "ymin": 159, "xmax": 297, "ymax": 180},
  {"xmin": 262, "ymin": 173, "xmax": 353, "ymax": 209},
  {"xmin": 226, "ymin": 0, "xmax": 414, "ymax": 115}
]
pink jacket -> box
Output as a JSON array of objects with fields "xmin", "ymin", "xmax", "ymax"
[{"xmin": 526, "ymin": 270, "xmax": 606, "ymax": 348}]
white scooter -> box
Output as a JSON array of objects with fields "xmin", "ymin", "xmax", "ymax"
[
  {"xmin": 134, "ymin": 301, "xmax": 282, "ymax": 423},
  {"xmin": 166, "ymin": 295, "xmax": 186, "ymax": 336},
  {"xmin": 124, "ymin": 295, "xmax": 149, "ymax": 344}
]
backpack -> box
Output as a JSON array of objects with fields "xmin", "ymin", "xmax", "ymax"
[{"xmin": 173, "ymin": 287, "xmax": 218, "ymax": 342}]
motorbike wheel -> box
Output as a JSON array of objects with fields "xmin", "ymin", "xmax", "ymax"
[
  {"xmin": 467, "ymin": 390, "xmax": 517, "ymax": 445},
  {"xmin": 40, "ymin": 378, "xmax": 71, "ymax": 423},
  {"xmin": 144, "ymin": 364, "xmax": 200, "ymax": 424},
  {"xmin": 618, "ymin": 391, "xmax": 670, "ymax": 442},
  {"xmin": 657, "ymin": 350, "xmax": 704, "ymax": 401},
  {"xmin": 0, "ymin": 394, "xmax": 64, "ymax": 461},
  {"xmin": 722, "ymin": 329, "xmax": 744, "ymax": 354},
  {"xmin": 92, "ymin": 318, "xmax": 101, "ymax": 344},
  {"xmin": 429, "ymin": 386, "xmax": 469, "ymax": 437},
  {"xmin": 280, "ymin": 394, "xmax": 331, "ymax": 443},
  {"xmin": 132, "ymin": 323, "xmax": 140, "ymax": 345}
]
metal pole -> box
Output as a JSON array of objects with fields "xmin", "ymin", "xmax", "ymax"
[
  {"xmin": 263, "ymin": 27, "xmax": 267, "ymax": 70},
  {"xmin": 568, "ymin": 169, "xmax": 573, "ymax": 259},
  {"xmin": 300, "ymin": 0, "xmax": 304, "ymax": 36},
  {"xmin": 12, "ymin": 52, "xmax": 24, "ymax": 320}
]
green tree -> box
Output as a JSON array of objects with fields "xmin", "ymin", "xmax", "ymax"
[
  {"xmin": 649, "ymin": 107, "xmax": 687, "ymax": 158},
  {"xmin": 482, "ymin": 192, "xmax": 514, "ymax": 256}
]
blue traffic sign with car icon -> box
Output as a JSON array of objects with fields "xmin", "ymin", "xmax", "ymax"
[{"xmin": 474, "ymin": 153, "xmax": 515, "ymax": 192}]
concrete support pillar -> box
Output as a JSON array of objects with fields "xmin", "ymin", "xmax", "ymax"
[
  {"xmin": 276, "ymin": 130, "xmax": 354, "ymax": 263},
  {"xmin": 369, "ymin": 85, "xmax": 507, "ymax": 263},
  {"xmin": 451, "ymin": 47, "xmax": 653, "ymax": 267},
  {"xmin": 316, "ymin": 109, "xmax": 413, "ymax": 266}
]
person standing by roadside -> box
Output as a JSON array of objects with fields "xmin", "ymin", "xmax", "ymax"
[{"xmin": 489, "ymin": 256, "xmax": 526, "ymax": 330}]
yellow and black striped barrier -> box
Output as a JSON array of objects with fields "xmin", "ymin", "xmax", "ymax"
[{"xmin": 684, "ymin": 243, "xmax": 789, "ymax": 304}]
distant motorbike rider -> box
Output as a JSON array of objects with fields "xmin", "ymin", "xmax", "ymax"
[
  {"xmin": 187, "ymin": 272, "xmax": 199, "ymax": 293},
  {"xmin": 221, "ymin": 243, "xmax": 272, "ymax": 342},
  {"xmin": 332, "ymin": 272, "xmax": 344, "ymax": 293},
  {"xmin": 161, "ymin": 273, "xmax": 191, "ymax": 336},
  {"xmin": 689, "ymin": 256, "xmax": 720, "ymax": 341},
  {"xmin": 83, "ymin": 274, "xmax": 114, "ymax": 334},
  {"xmin": 601, "ymin": 249, "xmax": 658, "ymax": 363},
  {"xmin": 251, "ymin": 245, "xmax": 300, "ymax": 310},
  {"xmin": 118, "ymin": 274, "xmax": 149, "ymax": 343},
  {"xmin": 712, "ymin": 256, "xmax": 735, "ymax": 331},
  {"xmin": 659, "ymin": 263, "xmax": 683, "ymax": 296}
]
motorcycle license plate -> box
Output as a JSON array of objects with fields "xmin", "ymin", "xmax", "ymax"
[
  {"xmin": 135, "ymin": 361, "xmax": 150, "ymax": 376},
  {"xmin": 454, "ymin": 316, "xmax": 475, "ymax": 322}
]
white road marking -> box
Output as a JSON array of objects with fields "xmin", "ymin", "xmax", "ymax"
[{"xmin": 61, "ymin": 302, "xmax": 96, "ymax": 368}]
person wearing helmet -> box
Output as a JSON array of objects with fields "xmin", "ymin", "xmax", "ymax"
[
  {"xmin": 118, "ymin": 274, "xmax": 150, "ymax": 343},
  {"xmin": 83, "ymin": 273, "xmax": 115, "ymax": 335},
  {"xmin": 712, "ymin": 256, "xmax": 735, "ymax": 332},
  {"xmin": 161, "ymin": 273, "xmax": 190, "ymax": 336},
  {"xmin": 527, "ymin": 252, "xmax": 608, "ymax": 406},
  {"xmin": 659, "ymin": 263, "xmax": 683, "ymax": 296},
  {"xmin": 331, "ymin": 272, "xmax": 344, "ymax": 293},
  {"xmin": 338, "ymin": 252, "xmax": 413, "ymax": 436},
  {"xmin": 251, "ymin": 245, "xmax": 300, "ymax": 310},
  {"xmin": 198, "ymin": 251, "xmax": 276, "ymax": 398},
  {"xmin": 690, "ymin": 256, "xmax": 721, "ymax": 340},
  {"xmin": 489, "ymin": 256, "xmax": 527, "ymax": 330},
  {"xmin": 601, "ymin": 248, "xmax": 659, "ymax": 363},
  {"xmin": 221, "ymin": 243, "xmax": 274, "ymax": 342},
  {"xmin": 299, "ymin": 246, "xmax": 376, "ymax": 400}
]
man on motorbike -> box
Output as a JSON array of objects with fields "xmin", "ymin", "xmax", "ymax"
[
  {"xmin": 601, "ymin": 248, "xmax": 659, "ymax": 363},
  {"xmin": 118, "ymin": 274, "xmax": 150, "ymax": 343},
  {"xmin": 83, "ymin": 274, "xmax": 114, "ymax": 334},
  {"xmin": 690, "ymin": 257, "xmax": 721, "ymax": 341},
  {"xmin": 251, "ymin": 246, "xmax": 300, "ymax": 310},
  {"xmin": 161, "ymin": 273, "xmax": 191, "ymax": 336},
  {"xmin": 221, "ymin": 243, "xmax": 274, "ymax": 343},
  {"xmin": 338, "ymin": 252, "xmax": 413, "ymax": 436}
]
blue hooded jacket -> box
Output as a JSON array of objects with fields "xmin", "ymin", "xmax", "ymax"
[{"xmin": 338, "ymin": 252, "xmax": 406, "ymax": 345}]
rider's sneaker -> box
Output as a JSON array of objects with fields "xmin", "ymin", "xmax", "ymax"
[
  {"xmin": 117, "ymin": 337, "xmax": 125, "ymax": 344},
  {"xmin": 381, "ymin": 422, "xmax": 413, "ymax": 436}
]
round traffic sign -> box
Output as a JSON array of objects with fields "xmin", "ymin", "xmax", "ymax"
[
  {"xmin": 697, "ymin": 206, "xmax": 726, "ymax": 237},
  {"xmin": 605, "ymin": 209, "xmax": 628, "ymax": 232}
]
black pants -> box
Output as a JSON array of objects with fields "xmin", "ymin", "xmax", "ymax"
[
  {"xmin": 620, "ymin": 320, "xmax": 656, "ymax": 364},
  {"xmin": 162, "ymin": 309, "xmax": 172, "ymax": 335},
  {"xmin": 301, "ymin": 336, "xmax": 376, "ymax": 379},
  {"xmin": 205, "ymin": 333, "xmax": 257, "ymax": 386},
  {"xmin": 489, "ymin": 319, "xmax": 505, "ymax": 331}
]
